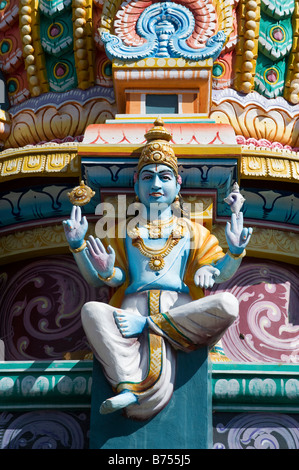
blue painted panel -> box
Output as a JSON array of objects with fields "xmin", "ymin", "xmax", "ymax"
[
  {"xmin": 242, "ymin": 188, "xmax": 299, "ymax": 227},
  {"xmin": 89, "ymin": 348, "xmax": 212, "ymax": 449},
  {"xmin": 0, "ymin": 184, "xmax": 75, "ymax": 227},
  {"xmin": 146, "ymin": 94, "xmax": 178, "ymax": 114}
]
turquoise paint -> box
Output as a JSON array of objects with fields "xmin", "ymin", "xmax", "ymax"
[
  {"xmin": 145, "ymin": 94, "xmax": 178, "ymax": 114},
  {"xmin": 0, "ymin": 360, "xmax": 93, "ymax": 409},
  {"xmin": 89, "ymin": 348, "xmax": 212, "ymax": 449},
  {"xmin": 212, "ymin": 362, "xmax": 299, "ymax": 413},
  {"xmin": 1, "ymin": 360, "xmax": 299, "ymax": 413}
]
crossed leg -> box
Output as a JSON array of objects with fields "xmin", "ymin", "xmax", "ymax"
[{"xmin": 81, "ymin": 292, "xmax": 238, "ymax": 416}]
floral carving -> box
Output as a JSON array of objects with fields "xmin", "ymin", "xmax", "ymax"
[
  {"xmin": 0, "ymin": 255, "xmax": 109, "ymax": 360},
  {"xmin": 0, "ymin": 411, "xmax": 89, "ymax": 449},
  {"xmin": 207, "ymin": 259, "xmax": 299, "ymax": 363},
  {"xmin": 214, "ymin": 413, "xmax": 299, "ymax": 449},
  {"xmin": 5, "ymin": 90, "xmax": 116, "ymax": 148},
  {"xmin": 211, "ymin": 88, "xmax": 299, "ymax": 148}
]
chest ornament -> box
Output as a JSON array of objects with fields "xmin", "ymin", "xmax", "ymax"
[{"xmin": 129, "ymin": 217, "xmax": 188, "ymax": 271}]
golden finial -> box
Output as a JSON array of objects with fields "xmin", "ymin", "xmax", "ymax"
[
  {"xmin": 144, "ymin": 116, "xmax": 172, "ymax": 142},
  {"xmin": 67, "ymin": 180, "xmax": 95, "ymax": 206}
]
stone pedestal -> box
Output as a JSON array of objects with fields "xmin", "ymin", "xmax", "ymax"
[{"xmin": 89, "ymin": 347, "xmax": 212, "ymax": 449}]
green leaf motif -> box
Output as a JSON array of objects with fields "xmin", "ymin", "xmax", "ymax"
[
  {"xmin": 254, "ymin": 55, "xmax": 287, "ymax": 98},
  {"xmin": 40, "ymin": 16, "xmax": 73, "ymax": 56},
  {"xmin": 261, "ymin": 0, "xmax": 295, "ymax": 20},
  {"xmin": 39, "ymin": 0, "xmax": 72, "ymax": 17},
  {"xmin": 259, "ymin": 16, "xmax": 293, "ymax": 61}
]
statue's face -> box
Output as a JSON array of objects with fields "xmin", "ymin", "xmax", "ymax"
[{"xmin": 135, "ymin": 164, "xmax": 180, "ymax": 208}]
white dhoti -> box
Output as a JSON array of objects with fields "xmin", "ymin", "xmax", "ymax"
[{"xmin": 81, "ymin": 290, "xmax": 238, "ymax": 420}]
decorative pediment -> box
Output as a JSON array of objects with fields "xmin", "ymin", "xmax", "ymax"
[{"xmin": 101, "ymin": 1, "xmax": 226, "ymax": 61}]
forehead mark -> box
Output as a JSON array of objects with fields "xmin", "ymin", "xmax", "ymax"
[{"xmin": 140, "ymin": 168, "xmax": 174, "ymax": 176}]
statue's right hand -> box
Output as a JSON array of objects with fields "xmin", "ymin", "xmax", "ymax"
[
  {"xmin": 86, "ymin": 235, "xmax": 115, "ymax": 278},
  {"xmin": 62, "ymin": 206, "xmax": 88, "ymax": 249}
]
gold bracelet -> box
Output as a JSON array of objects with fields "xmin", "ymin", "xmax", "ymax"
[
  {"xmin": 97, "ymin": 268, "xmax": 116, "ymax": 282},
  {"xmin": 227, "ymin": 249, "xmax": 246, "ymax": 260},
  {"xmin": 69, "ymin": 240, "xmax": 86, "ymax": 253}
]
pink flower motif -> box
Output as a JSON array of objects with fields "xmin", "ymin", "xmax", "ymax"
[{"xmin": 236, "ymin": 135, "xmax": 246, "ymax": 144}]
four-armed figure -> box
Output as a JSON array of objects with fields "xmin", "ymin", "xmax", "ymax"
[{"xmin": 63, "ymin": 119, "xmax": 252, "ymax": 420}]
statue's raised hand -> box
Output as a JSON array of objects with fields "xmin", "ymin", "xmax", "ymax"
[
  {"xmin": 63, "ymin": 206, "xmax": 88, "ymax": 249},
  {"xmin": 225, "ymin": 212, "xmax": 252, "ymax": 255},
  {"xmin": 86, "ymin": 235, "xmax": 115, "ymax": 278}
]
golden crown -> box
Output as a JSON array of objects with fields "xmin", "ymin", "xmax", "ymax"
[{"xmin": 138, "ymin": 117, "xmax": 178, "ymax": 176}]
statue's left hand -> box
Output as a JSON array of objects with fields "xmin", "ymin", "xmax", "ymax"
[
  {"xmin": 86, "ymin": 235, "xmax": 115, "ymax": 278},
  {"xmin": 194, "ymin": 265, "xmax": 220, "ymax": 289},
  {"xmin": 225, "ymin": 212, "xmax": 252, "ymax": 255}
]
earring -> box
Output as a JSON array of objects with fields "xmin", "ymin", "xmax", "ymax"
[
  {"xmin": 132, "ymin": 195, "xmax": 141, "ymax": 212},
  {"xmin": 172, "ymin": 195, "xmax": 181, "ymax": 215}
]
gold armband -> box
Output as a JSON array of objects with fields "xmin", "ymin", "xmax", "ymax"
[
  {"xmin": 227, "ymin": 249, "xmax": 246, "ymax": 260},
  {"xmin": 69, "ymin": 240, "xmax": 87, "ymax": 253},
  {"xmin": 97, "ymin": 268, "xmax": 116, "ymax": 282}
]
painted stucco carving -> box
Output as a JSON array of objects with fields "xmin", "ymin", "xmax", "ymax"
[
  {"xmin": 214, "ymin": 413, "xmax": 299, "ymax": 449},
  {"xmin": 100, "ymin": 1, "xmax": 227, "ymax": 61},
  {"xmin": 5, "ymin": 87, "xmax": 116, "ymax": 148},
  {"xmin": 0, "ymin": 0, "xmax": 298, "ymax": 148},
  {"xmin": 211, "ymin": 88, "xmax": 299, "ymax": 148}
]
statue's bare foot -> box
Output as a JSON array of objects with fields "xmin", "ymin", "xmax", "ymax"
[
  {"xmin": 100, "ymin": 391, "xmax": 138, "ymax": 414},
  {"xmin": 113, "ymin": 310, "xmax": 147, "ymax": 338}
]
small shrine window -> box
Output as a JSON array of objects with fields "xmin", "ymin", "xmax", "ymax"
[{"xmin": 145, "ymin": 94, "xmax": 178, "ymax": 114}]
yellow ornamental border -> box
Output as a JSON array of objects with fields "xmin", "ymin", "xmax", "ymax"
[
  {"xmin": 0, "ymin": 143, "xmax": 80, "ymax": 181},
  {"xmin": 73, "ymin": 0, "xmax": 95, "ymax": 89},
  {"xmin": 213, "ymin": 0, "xmax": 235, "ymax": 44},
  {"xmin": 1, "ymin": 139, "xmax": 298, "ymax": 184},
  {"xmin": 112, "ymin": 57, "xmax": 213, "ymax": 68},
  {"xmin": 212, "ymin": 224, "xmax": 299, "ymax": 266},
  {"xmin": 20, "ymin": 0, "xmax": 49, "ymax": 97},
  {"xmin": 0, "ymin": 222, "xmax": 96, "ymax": 265},
  {"xmin": 241, "ymin": 146, "xmax": 299, "ymax": 182},
  {"xmin": 234, "ymin": 0, "xmax": 260, "ymax": 94},
  {"xmin": 284, "ymin": 0, "xmax": 299, "ymax": 104}
]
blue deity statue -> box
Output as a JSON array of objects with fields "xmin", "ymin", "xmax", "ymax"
[{"xmin": 63, "ymin": 119, "xmax": 252, "ymax": 420}]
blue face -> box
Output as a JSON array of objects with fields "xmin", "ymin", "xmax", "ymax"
[{"xmin": 135, "ymin": 164, "xmax": 180, "ymax": 209}]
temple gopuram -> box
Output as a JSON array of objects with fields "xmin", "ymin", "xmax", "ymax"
[{"xmin": 0, "ymin": 0, "xmax": 299, "ymax": 450}]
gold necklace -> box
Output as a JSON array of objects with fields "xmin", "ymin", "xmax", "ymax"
[
  {"xmin": 132, "ymin": 233, "xmax": 180, "ymax": 271},
  {"xmin": 133, "ymin": 215, "xmax": 176, "ymax": 239},
  {"xmin": 146, "ymin": 216, "xmax": 175, "ymax": 239},
  {"xmin": 127, "ymin": 216, "xmax": 188, "ymax": 240}
]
